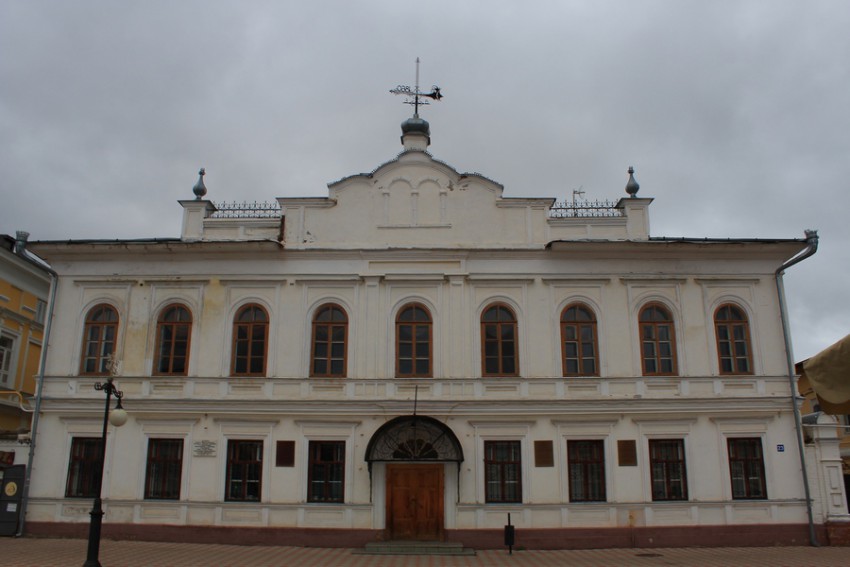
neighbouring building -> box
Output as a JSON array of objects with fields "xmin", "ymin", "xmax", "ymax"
[
  {"xmin": 0, "ymin": 232, "xmax": 51, "ymax": 464},
  {"xmin": 797, "ymin": 335, "xmax": 850, "ymax": 521},
  {"xmin": 1, "ymin": 231, "xmax": 52, "ymax": 537},
  {"xmin": 24, "ymin": 112, "xmax": 849, "ymax": 548}
]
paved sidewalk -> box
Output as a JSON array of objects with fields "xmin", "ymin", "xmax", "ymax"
[{"xmin": 1, "ymin": 537, "xmax": 848, "ymax": 566}]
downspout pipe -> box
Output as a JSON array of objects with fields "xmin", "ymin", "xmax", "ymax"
[
  {"xmin": 774, "ymin": 229, "xmax": 819, "ymax": 546},
  {"xmin": 16, "ymin": 264, "xmax": 57, "ymax": 537}
]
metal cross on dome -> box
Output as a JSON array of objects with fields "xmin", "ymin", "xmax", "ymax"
[{"xmin": 390, "ymin": 57, "xmax": 443, "ymax": 117}]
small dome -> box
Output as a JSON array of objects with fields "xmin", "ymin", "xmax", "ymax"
[{"xmin": 401, "ymin": 116, "xmax": 430, "ymax": 136}]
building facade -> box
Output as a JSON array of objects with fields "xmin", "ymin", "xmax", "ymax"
[{"xmin": 24, "ymin": 118, "xmax": 848, "ymax": 548}]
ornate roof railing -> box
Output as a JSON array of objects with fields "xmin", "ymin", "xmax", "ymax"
[
  {"xmin": 549, "ymin": 199, "xmax": 623, "ymax": 218},
  {"xmin": 211, "ymin": 201, "xmax": 282, "ymax": 219}
]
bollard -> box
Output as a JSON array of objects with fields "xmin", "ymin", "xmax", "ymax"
[{"xmin": 504, "ymin": 512, "xmax": 515, "ymax": 554}]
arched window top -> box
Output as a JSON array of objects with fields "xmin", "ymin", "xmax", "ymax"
[
  {"xmin": 560, "ymin": 302, "xmax": 599, "ymax": 377},
  {"xmin": 160, "ymin": 304, "xmax": 192, "ymax": 323},
  {"xmin": 154, "ymin": 304, "xmax": 192, "ymax": 376},
  {"xmin": 311, "ymin": 303, "xmax": 348, "ymax": 378},
  {"xmin": 640, "ymin": 303, "xmax": 672, "ymax": 322},
  {"xmin": 562, "ymin": 303, "xmax": 596, "ymax": 322},
  {"xmin": 639, "ymin": 302, "xmax": 677, "ymax": 376},
  {"xmin": 236, "ymin": 304, "xmax": 268, "ymax": 323},
  {"xmin": 396, "ymin": 302, "xmax": 432, "ymax": 378},
  {"xmin": 397, "ymin": 303, "xmax": 431, "ymax": 323},
  {"xmin": 232, "ymin": 303, "xmax": 268, "ymax": 377},
  {"xmin": 715, "ymin": 303, "xmax": 746, "ymax": 322},
  {"xmin": 86, "ymin": 304, "xmax": 118, "ymax": 323},
  {"xmin": 482, "ymin": 303, "xmax": 516, "ymax": 322},
  {"xmin": 80, "ymin": 304, "xmax": 119, "ymax": 376},
  {"xmin": 481, "ymin": 302, "xmax": 519, "ymax": 377},
  {"xmin": 714, "ymin": 302, "xmax": 753, "ymax": 375},
  {"xmin": 315, "ymin": 304, "xmax": 347, "ymax": 323}
]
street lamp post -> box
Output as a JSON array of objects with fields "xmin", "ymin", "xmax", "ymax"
[{"xmin": 82, "ymin": 376, "xmax": 127, "ymax": 567}]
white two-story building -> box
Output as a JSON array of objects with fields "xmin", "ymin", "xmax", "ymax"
[{"xmin": 24, "ymin": 113, "xmax": 847, "ymax": 548}]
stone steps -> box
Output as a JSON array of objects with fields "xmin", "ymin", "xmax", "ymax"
[{"xmin": 354, "ymin": 541, "xmax": 476, "ymax": 556}]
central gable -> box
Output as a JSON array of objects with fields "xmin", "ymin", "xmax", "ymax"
[{"xmin": 279, "ymin": 150, "xmax": 554, "ymax": 250}]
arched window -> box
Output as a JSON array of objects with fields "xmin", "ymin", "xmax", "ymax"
[
  {"xmin": 232, "ymin": 304, "xmax": 269, "ymax": 376},
  {"xmin": 481, "ymin": 303, "xmax": 518, "ymax": 377},
  {"xmin": 561, "ymin": 303, "xmax": 599, "ymax": 376},
  {"xmin": 715, "ymin": 304, "xmax": 753, "ymax": 375},
  {"xmin": 396, "ymin": 303, "xmax": 432, "ymax": 377},
  {"xmin": 311, "ymin": 304, "xmax": 347, "ymax": 377},
  {"xmin": 80, "ymin": 304, "xmax": 118, "ymax": 375},
  {"xmin": 154, "ymin": 304, "xmax": 192, "ymax": 376},
  {"xmin": 639, "ymin": 303, "xmax": 677, "ymax": 376}
]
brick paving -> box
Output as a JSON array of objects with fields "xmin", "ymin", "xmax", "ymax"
[{"xmin": 1, "ymin": 537, "xmax": 849, "ymax": 566}]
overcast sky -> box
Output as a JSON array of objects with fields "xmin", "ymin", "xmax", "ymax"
[{"xmin": 1, "ymin": 1, "xmax": 847, "ymax": 360}]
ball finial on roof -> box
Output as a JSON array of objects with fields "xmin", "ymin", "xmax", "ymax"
[
  {"xmin": 625, "ymin": 166, "xmax": 640, "ymax": 197},
  {"xmin": 193, "ymin": 168, "xmax": 207, "ymax": 199}
]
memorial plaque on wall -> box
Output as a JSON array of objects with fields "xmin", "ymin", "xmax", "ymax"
[
  {"xmin": 193, "ymin": 440, "xmax": 217, "ymax": 457},
  {"xmin": 617, "ymin": 440, "xmax": 637, "ymax": 466},
  {"xmin": 534, "ymin": 440, "xmax": 554, "ymax": 467},
  {"xmin": 276, "ymin": 441, "xmax": 295, "ymax": 467}
]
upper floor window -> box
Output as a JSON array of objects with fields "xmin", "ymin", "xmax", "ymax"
[
  {"xmin": 481, "ymin": 304, "xmax": 518, "ymax": 377},
  {"xmin": 311, "ymin": 304, "xmax": 347, "ymax": 377},
  {"xmin": 715, "ymin": 304, "xmax": 753, "ymax": 375},
  {"xmin": 396, "ymin": 303, "xmax": 432, "ymax": 377},
  {"xmin": 561, "ymin": 303, "xmax": 599, "ymax": 376},
  {"xmin": 0, "ymin": 333, "xmax": 15, "ymax": 388},
  {"xmin": 80, "ymin": 304, "xmax": 118, "ymax": 376},
  {"xmin": 639, "ymin": 303, "xmax": 677, "ymax": 376},
  {"xmin": 232, "ymin": 304, "xmax": 269, "ymax": 376},
  {"xmin": 154, "ymin": 305, "xmax": 192, "ymax": 376},
  {"xmin": 35, "ymin": 299, "xmax": 47, "ymax": 324}
]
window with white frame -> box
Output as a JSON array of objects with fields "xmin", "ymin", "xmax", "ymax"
[{"xmin": 0, "ymin": 333, "xmax": 16, "ymax": 388}]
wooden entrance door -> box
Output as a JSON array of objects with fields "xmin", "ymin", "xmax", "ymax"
[{"xmin": 386, "ymin": 464, "xmax": 444, "ymax": 540}]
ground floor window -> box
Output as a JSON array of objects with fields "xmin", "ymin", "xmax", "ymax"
[
  {"xmin": 145, "ymin": 438, "xmax": 183, "ymax": 500},
  {"xmin": 568, "ymin": 440, "xmax": 606, "ymax": 502},
  {"xmin": 484, "ymin": 440, "xmax": 522, "ymax": 503},
  {"xmin": 225, "ymin": 440, "xmax": 262, "ymax": 501},
  {"xmin": 728, "ymin": 438, "xmax": 767, "ymax": 499},
  {"xmin": 308, "ymin": 441, "xmax": 345, "ymax": 502},
  {"xmin": 649, "ymin": 439, "xmax": 688, "ymax": 501},
  {"xmin": 65, "ymin": 437, "xmax": 102, "ymax": 498}
]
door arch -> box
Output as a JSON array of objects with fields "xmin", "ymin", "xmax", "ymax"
[
  {"xmin": 365, "ymin": 416, "xmax": 463, "ymax": 540},
  {"xmin": 365, "ymin": 415, "xmax": 464, "ymax": 464}
]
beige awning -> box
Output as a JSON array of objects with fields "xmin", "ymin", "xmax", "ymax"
[{"xmin": 801, "ymin": 334, "xmax": 850, "ymax": 414}]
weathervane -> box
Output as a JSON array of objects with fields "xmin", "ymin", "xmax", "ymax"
[{"xmin": 390, "ymin": 57, "xmax": 443, "ymax": 117}]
